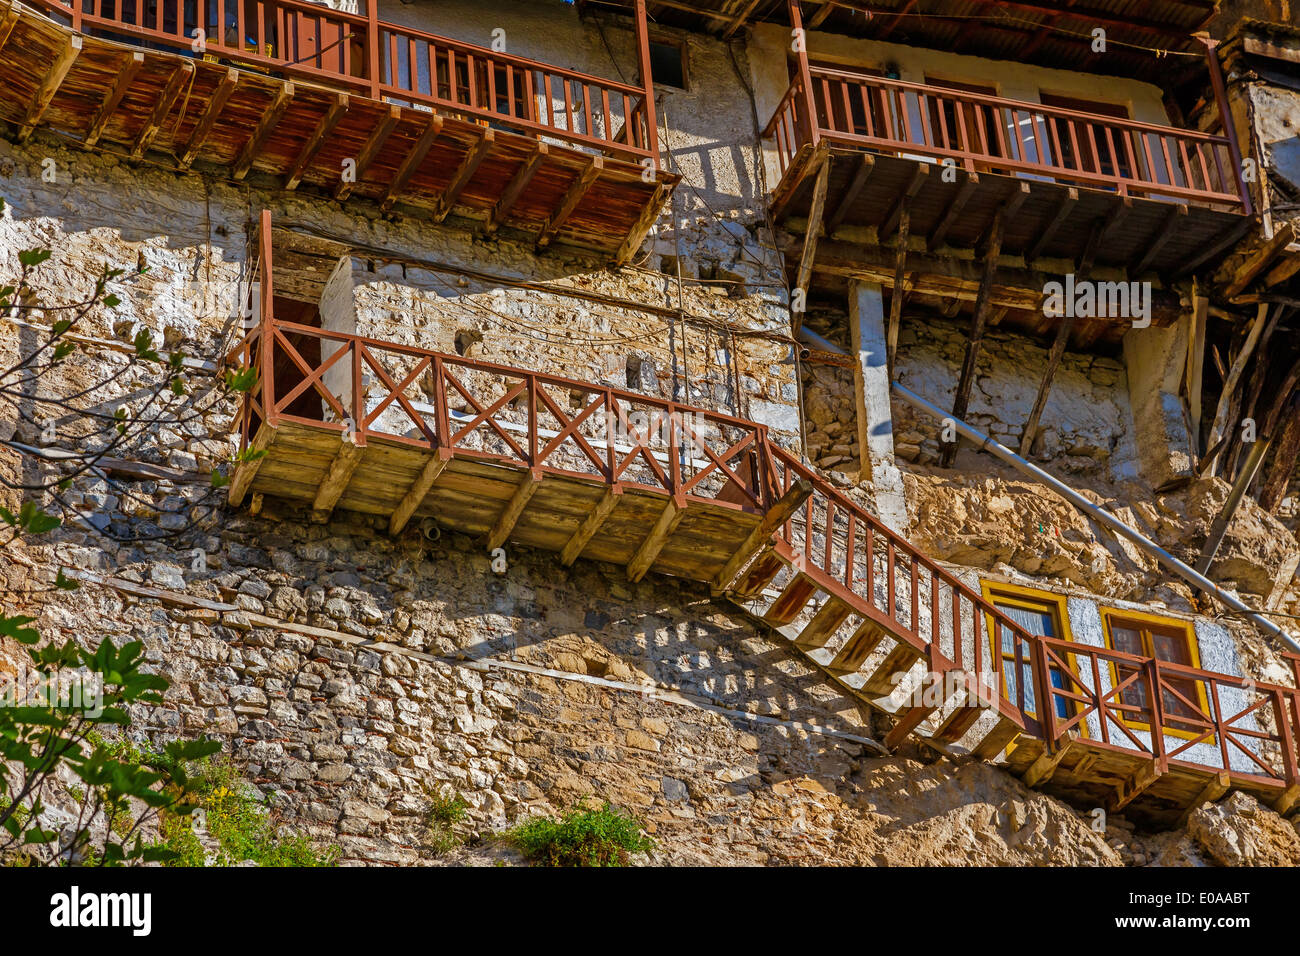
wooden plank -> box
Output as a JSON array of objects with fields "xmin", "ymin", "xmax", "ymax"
[
  {"xmin": 382, "ymin": 115, "xmax": 444, "ymax": 211},
  {"xmin": 389, "ymin": 454, "xmax": 451, "ymax": 535},
  {"xmin": 130, "ymin": 61, "xmax": 194, "ymax": 161},
  {"xmin": 879, "ymin": 163, "xmax": 928, "ymax": 239},
  {"xmin": 972, "ymin": 715, "xmax": 1023, "ymax": 760},
  {"xmin": 285, "ymin": 93, "xmax": 349, "ymax": 190},
  {"xmin": 732, "ymin": 549, "xmax": 784, "ymax": 599},
  {"xmin": 433, "ymin": 128, "xmax": 494, "ymax": 222},
  {"xmin": 885, "ymin": 702, "xmax": 939, "ymax": 751},
  {"xmin": 793, "ymin": 146, "xmax": 832, "ymax": 329},
  {"xmin": 1021, "ymin": 732, "xmax": 1078, "ymax": 788},
  {"xmin": 485, "ymin": 470, "xmax": 542, "ymax": 551},
  {"xmin": 826, "ymin": 152, "xmax": 875, "ymax": 233},
  {"xmin": 1017, "ymin": 314, "xmax": 1076, "ymax": 457},
  {"xmin": 84, "ymin": 51, "xmax": 146, "ymax": 149},
  {"xmin": 1225, "ymin": 221, "xmax": 1296, "ymax": 299},
  {"xmin": 537, "ymin": 156, "xmax": 603, "ymax": 248},
  {"xmin": 310, "ymin": 440, "xmax": 363, "ymax": 522},
  {"xmin": 1109, "ymin": 757, "xmax": 1163, "ymax": 811},
  {"xmin": 1263, "ymin": 249, "xmax": 1300, "ymax": 288},
  {"xmin": 1133, "ymin": 202, "xmax": 1188, "ymax": 275},
  {"xmin": 887, "ymin": 199, "xmax": 910, "ymax": 374},
  {"xmin": 828, "ymin": 620, "xmax": 885, "ymax": 673},
  {"xmin": 0, "ymin": 3, "xmax": 19, "ymax": 54},
  {"xmin": 228, "ymin": 425, "xmax": 276, "ymax": 507},
  {"xmin": 1202, "ymin": 303, "xmax": 1269, "ymax": 477},
  {"xmin": 17, "ymin": 34, "xmax": 82, "ymax": 142},
  {"xmin": 793, "ymin": 597, "xmax": 852, "ymax": 649},
  {"xmin": 1273, "ymin": 782, "xmax": 1300, "ymax": 817},
  {"xmin": 931, "ymin": 703, "xmax": 984, "ymax": 744},
  {"xmin": 763, "ymin": 573, "xmax": 818, "ymax": 626},
  {"xmin": 335, "ymin": 104, "xmax": 402, "ymax": 201},
  {"xmin": 626, "ymin": 497, "xmax": 685, "ymax": 582},
  {"xmin": 614, "ymin": 178, "xmax": 670, "ymax": 265},
  {"xmin": 927, "ymin": 171, "xmax": 978, "ymax": 252},
  {"xmin": 1176, "ymin": 770, "xmax": 1230, "ymax": 827},
  {"xmin": 560, "ymin": 485, "xmax": 621, "ymax": 566},
  {"xmin": 862, "ymin": 643, "xmax": 921, "ymax": 696},
  {"xmin": 713, "ymin": 479, "xmax": 812, "ymax": 590},
  {"xmin": 485, "ymin": 142, "xmax": 547, "ymax": 235},
  {"xmin": 233, "ymin": 81, "xmax": 295, "ymax": 180},
  {"xmin": 178, "ymin": 67, "xmax": 238, "ymax": 166}
]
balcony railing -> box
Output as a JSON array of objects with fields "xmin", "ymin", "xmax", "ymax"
[
  {"xmin": 29, "ymin": 0, "xmax": 658, "ymax": 162},
  {"xmin": 765, "ymin": 67, "xmax": 1248, "ymax": 209}
]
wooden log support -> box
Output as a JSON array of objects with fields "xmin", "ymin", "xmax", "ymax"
[
  {"xmin": 972, "ymin": 715, "xmax": 1023, "ymax": 761},
  {"xmin": 940, "ymin": 204, "xmax": 1005, "ymax": 468},
  {"xmin": 713, "ymin": 478, "xmax": 813, "ymax": 591},
  {"xmin": 130, "ymin": 60, "xmax": 194, "ymax": 161},
  {"xmin": 1202, "ymin": 303, "xmax": 1269, "ymax": 477},
  {"xmin": 884, "ymin": 702, "xmax": 939, "ymax": 751},
  {"xmin": 627, "ymin": 497, "xmax": 685, "ymax": 582},
  {"xmin": 388, "ymin": 454, "xmax": 450, "ymax": 536},
  {"xmin": 1225, "ymin": 221, "xmax": 1296, "ymax": 299},
  {"xmin": 732, "ymin": 549, "xmax": 785, "ymax": 599},
  {"xmin": 828, "ymin": 620, "xmax": 885, "ymax": 674},
  {"xmin": 931, "ymin": 702, "xmax": 985, "ymax": 744},
  {"xmin": 84, "ymin": 51, "xmax": 146, "ymax": 149},
  {"xmin": 1176, "ymin": 771, "xmax": 1230, "ymax": 827},
  {"xmin": 0, "ymin": 3, "xmax": 19, "ymax": 54},
  {"xmin": 1259, "ymin": 392, "xmax": 1300, "ymax": 513},
  {"xmin": 335, "ymin": 104, "xmax": 401, "ymax": 201},
  {"xmin": 486, "ymin": 142, "xmax": 547, "ymax": 235},
  {"xmin": 1109, "ymin": 757, "xmax": 1163, "ymax": 812},
  {"xmin": 1018, "ymin": 313, "xmax": 1077, "ymax": 457},
  {"xmin": 433, "ymin": 129, "xmax": 494, "ymax": 223},
  {"xmin": 17, "ymin": 34, "xmax": 82, "ymax": 142},
  {"xmin": 614, "ymin": 178, "xmax": 671, "ymax": 266},
  {"xmin": 887, "ymin": 199, "xmax": 910, "ymax": 375},
  {"xmin": 285, "ymin": 93, "xmax": 349, "ymax": 190},
  {"xmin": 228, "ymin": 425, "xmax": 276, "ymax": 507},
  {"xmin": 794, "ymin": 597, "xmax": 852, "ymax": 649},
  {"xmin": 1021, "ymin": 732, "xmax": 1078, "ymax": 788},
  {"xmin": 560, "ymin": 485, "xmax": 621, "ymax": 566},
  {"xmin": 792, "ymin": 147, "xmax": 832, "ymax": 332},
  {"xmin": 826, "ymin": 153, "xmax": 875, "ymax": 234},
  {"xmin": 382, "ymin": 115, "xmax": 444, "ymax": 211},
  {"xmin": 310, "ymin": 440, "xmax": 364, "ymax": 523},
  {"xmin": 1078, "ymin": 198, "xmax": 1131, "ymax": 275},
  {"xmin": 537, "ymin": 156, "xmax": 602, "ymax": 248},
  {"xmin": 1264, "ymin": 250, "xmax": 1300, "ymax": 288},
  {"xmin": 763, "ymin": 573, "xmax": 818, "ymax": 626},
  {"xmin": 485, "ymin": 470, "xmax": 542, "ymax": 551},
  {"xmin": 879, "ymin": 163, "xmax": 928, "ymax": 240},
  {"xmin": 1133, "ymin": 203, "xmax": 1189, "ymax": 276},
  {"xmin": 178, "ymin": 67, "xmax": 238, "ymax": 166},
  {"xmin": 233, "ymin": 82, "xmax": 295, "ymax": 180},
  {"xmin": 1273, "ymin": 782, "xmax": 1300, "ymax": 817},
  {"xmin": 862, "ymin": 643, "xmax": 922, "ymax": 697},
  {"xmin": 927, "ymin": 171, "xmax": 978, "ymax": 252}
]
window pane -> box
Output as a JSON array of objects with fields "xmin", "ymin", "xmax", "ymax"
[
  {"xmin": 995, "ymin": 602, "xmax": 1056, "ymax": 638},
  {"xmin": 1152, "ymin": 630, "xmax": 1193, "ymax": 667},
  {"xmin": 1111, "ymin": 624, "xmax": 1143, "ymax": 656}
]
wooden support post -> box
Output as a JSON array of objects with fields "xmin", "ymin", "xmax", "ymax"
[
  {"xmin": 940, "ymin": 205, "xmax": 1005, "ymax": 468},
  {"xmin": 130, "ymin": 61, "xmax": 193, "ymax": 161},
  {"xmin": 1197, "ymin": 33, "xmax": 1253, "ymax": 216},
  {"xmin": 335, "ymin": 105, "xmax": 401, "ymax": 201},
  {"xmin": 793, "ymin": 146, "xmax": 832, "ymax": 336},
  {"xmin": 1202, "ymin": 303, "xmax": 1269, "ymax": 478},
  {"xmin": 84, "ymin": 51, "xmax": 146, "ymax": 149},
  {"xmin": 179, "ymin": 68, "xmax": 238, "ymax": 166},
  {"xmin": 1109, "ymin": 758, "xmax": 1163, "ymax": 812},
  {"xmin": 285, "ymin": 94, "xmax": 349, "ymax": 189},
  {"xmin": 614, "ymin": 179, "xmax": 670, "ymax": 266},
  {"xmin": 233, "ymin": 82, "xmax": 295, "ymax": 180},
  {"xmin": 560, "ymin": 486, "xmax": 621, "ymax": 566},
  {"xmin": 887, "ymin": 199, "xmax": 910, "ymax": 377},
  {"xmin": 1187, "ymin": 294, "xmax": 1208, "ymax": 457},
  {"xmin": 627, "ymin": 497, "xmax": 686, "ymax": 582},
  {"xmin": 228, "ymin": 425, "xmax": 276, "ymax": 507},
  {"xmin": 633, "ymin": 0, "xmax": 660, "ymax": 166},
  {"xmin": 389, "ymin": 454, "xmax": 450, "ymax": 536},
  {"xmin": 486, "ymin": 471, "xmax": 542, "ymax": 551},
  {"xmin": 1018, "ymin": 313, "xmax": 1076, "ymax": 457},
  {"xmin": 537, "ymin": 157, "xmax": 602, "ymax": 249},
  {"xmin": 311, "ymin": 441, "xmax": 363, "ymax": 522},
  {"xmin": 927, "ymin": 171, "xmax": 978, "ymax": 252},
  {"xmin": 1021, "ymin": 732, "xmax": 1077, "ymax": 788},
  {"xmin": 486, "ymin": 142, "xmax": 547, "ymax": 235},
  {"xmin": 826, "ymin": 153, "xmax": 875, "ymax": 234},
  {"xmin": 713, "ymin": 479, "xmax": 812, "ymax": 591},
  {"xmin": 382, "ymin": 115, "xmax": 444, "ymax": 211},
  {"xmin": 1176, "ymin": 771, "xmax": 1230, "ymax": 827},
  {"xmin": 433, "ymin": 130, "xmax": 494, "ymax": 223},
  {"xmin": 17, "ymin": 34, "xmax": 81, "ymax": 143}
]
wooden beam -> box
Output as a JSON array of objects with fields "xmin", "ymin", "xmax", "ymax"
[
  {"xmin": 1203, "ymin": 303, "xmax": 1269, "ymax": 478},
  {"xmin": 233, "ymin": 82, "xmax": 294, "ymax": 180},
  {"xmin": 1225, "ymin": 221, "xmax": 1297, "ymax": 299},
  {"xmin": 1021, "ymin": 732, "xmax": 1078, "ymax": 788},
  {"xmin": 560, "ymin": 486, "xmax": 622, "ymax": 566},
  {"xmin": 1017, "ymin": 314, "xmax": 1076, "ymax": 457},
  {"xmin": 826, "ymin": 152, "xmax": 875, "ymax": 234},
  {"xmin": 986, "ymin": 180, "xmax": 1031, "ymax": 251},
  {"xmin": 713, "ymin": 479, "xmax": 813, "ymax": 591},
  {"xmin": 178, "ymin": 67, "xmax": 238, "ymax": 166},
  {"xmin": 1133, "ymin": 202, "xmax": 1189, "ymax": 276},
  {"xmin": 0, "ymin": 3, "xmax": 19, "ymax": 54},
  {"xmin": 627, "ymin": 497, "xmax": 686, "ymax": 582},
  {"xmin": 807, "ymin": 1, "xmax": 836, "ymax": 29},
  {"xmin": 721, "ymin": 0, "xmax": 766, "ymax": 38},
  {"xmin": 310, "ymin": 441, "xmax": 363, "ymax": 522},
  {"xmin": 388, "ymin": 454, "xmax": 450, "ymax": 536},
  {"xmin": 228, "ymin": 425, "xmax": 276, "ymax": 507},
  {"xmin": 887, "ymin": 200, "xmax": 910, "ymax": 375},
  {"xmin": 84, "ymin": 51, "xmax": 145, "ymax": 149},
  {"xmin": 1026, "ymin": 186, "xmax": 1078, "ymax": 264},
  {"xmin": 1176, "ymin": 772, "xmax": 1230, "ymax": 827},
  {"xmin": 1176, "ymin": 215, "xmax": 1255, "ymax": 279},
  {"xmin": 940, "ymin": 205, "xmax": 1004, "ymax": 467},
  {"xmin": 335, "ymin": 104, "xmax": 401, "ymax": 201},
  {"xmin": 537, "ymin": 155, "xmax": 602, "ymax": 248},
  {"xmin": 129, "ymin": 61, "xmax": 194, "ymax": 162},
  {"xmin": 1263, "ymin": 248, "xmax": 1300, "ymax": 288},
  {"xmin": 285, "ymin": 94, "xmax": 349, "ymax": 190},
  {"xmin": 927, "ymin": 171, "xmax": 978, "ymax": 252},
  {"xmin": 1109, "ymin": 758, "xmax": 1163, "ymax": 812},
  {"xmin": 17, "ymin": 34, "xmax": 82, "ymax": 142},
  {"xmin": 879, "ymin": 163, "xmax": 929, "ymax": 239},
  {"xmin": 971, "ymin": 715, "xmax": 1022, "ymax": 761},
  {"xmin": 485, "ymin": 471, "xmax": 542, "ymax": 551},
  {"xmin": 614, "ymin": 178, "xmax": 670, "ymax": 266},
  {"xmin": 1273, "ymin": 782, "xmax": 1300, "ymax": 817},
  {"xmin": 878, "ymin": 0, "xmax": 917, "ymax": 38},
  {"xmin": 433, "ymin": 129, "xmax": 494, "ymax": 222},
  {"xmin": 1259, "ymin": 392, "xmax": 1300, "ymax": 513},
  {"xmin": 1078, "ymin": 198, "xmax": 1131, "ymax": 274},
  {"xmin": 792, "ymin": 148, "xmax": 832, "ymax": 326},
  {"xmin": 381, "ymin": 115, "xmax": 444, "ymax": 211},
  {"xmin": 1187, "ymin": 294, "xmax": 1208, "ymax": 455},
  {"xmin": 485, "ymin": 141, "xmax": 546, "ymax": 234}
]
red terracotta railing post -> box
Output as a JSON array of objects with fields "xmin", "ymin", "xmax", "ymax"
[
  {"xmin": 1197, "ymin": 33, "xmax": 1253, "ymax": 215},
  {"xmin": 632, "ymin": 0, "xmax": 659, "ymax": 168}
]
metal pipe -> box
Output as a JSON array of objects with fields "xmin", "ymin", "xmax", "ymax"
[
  {"xmin": 892, "ymin": 380, "xmax": 1300, "ymax": 654},
  {"xmin": 797, "ymin": 326, "xmax": 846, "ymax": 356}
]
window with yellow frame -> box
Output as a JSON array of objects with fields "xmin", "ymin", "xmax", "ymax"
[
  {"xmin": 1099, "ymin": 609, "xmax": 1212, "ymax": 742},
  {"xmin": 979, "ymin": 582, "xmax": 1077, "ymax": 724}
]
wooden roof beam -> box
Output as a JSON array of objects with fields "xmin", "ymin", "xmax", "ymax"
[
  {"xmin": 721, "ymin": 0, "xmax": 766, "ymax": 38},
  {"xmin": 537, "ymin": 155, "xmax": 603, "ymax": 248},
  {"xmin": 877, "ymin": 0, "xmax": 917, "ymax": 40},
  {"xmin": 17, "ymin": 34, "xmax": 81, "ymax": 143},
  {"xmin": 1133, "ymin": 202, "xmax": 1189, "ymax": 276},
  {"xmin": 485, "ymin": 141, "xmax": 547, "ymax": 235},
  {"xmin": 826, "ymin": 152, "xmax": 876, "ymax": 234},
  {"xmin": 311, "ymin": 441, "xmax": 363, "ymax": 523},
  {"xmin": 433, "ymin": 129, "xmax": 495, "ymax": 223},
  {"xmin": 485, "ymin": 470, "xmax": 542, "ymax": 551},
  {"xmin": 382, "ymin": 114, "xmax": 444, "ymax": 212},
  {"xmin": 335, "ymin": 104, "xmax": 401, "ymax": 201},
  {"xmin": 879, "ymin": 163, "xmax": 929, "ymax": 240},
  {"xmin": 285, "ymin": 93, "xmax": 349, "ymax": 190},
  {"xmin": 233, "ymin": 81, "xmax": 294, "ymax": 180},
  {"xmin": 84, "ymin": 50, "xmax": 145, "ymax": 149},
  {"xmin": 627, "ymin": 497, "xmax": 686, "ymax": 582},
  {"xmin": 178, "ymin": 67, "xmax": 238, "ymax": 167},
  {"xmin": 560, "ymin": 486, "xmax": 621, "ymax": 566},
  {"xmin": 927, "ymin": 171, "xmax": 978, "ymax": 252},
  {"xmin": 388, "ymin": 453, "xmax": 450, "ymax": 536},
  {"xmin": 129, "ymin": 60, "xmax": 193, "ymax": 162}
]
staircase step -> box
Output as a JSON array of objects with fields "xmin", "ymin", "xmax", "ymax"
[
  {"xmin": 884, "ymin": 702, "xmax": 940, "ymax": 750},
  {"xmin": 828, "ymin": 620, "xmax": 886, "ymax": 674},
  {"xmin": 971, "ymin": 715, "xmax": 1024, "ymax": 761},
  {"xmin": 763, "ymin": 573, "xmax": 818, "ymax": 626},
  {"xmin": 793, "ymin": 597, "xmax": 853, "ymax": 649},
  {"xmin": 930, "ymin": 705, "xmax": 985, "ymax": 745},
  {"xmin": 861, "ymin": 642, "xmax": 923, "ymax": 696},
  {"xmin": 733, "ymin": 550, "xmax": 784, "ymax": 599}
]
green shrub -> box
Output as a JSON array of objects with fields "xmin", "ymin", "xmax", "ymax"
[
  {"xmin": 425, "ymin": 790, "xmax": 468, "ymax": 856},
  {"xmin": 508, "ymin": 803, "xmax": 652, "ymax": 867}
]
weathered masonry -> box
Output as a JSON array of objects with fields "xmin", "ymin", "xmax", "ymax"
[{"xmin": 2, "ymin": 0, "xmax": 1299, "ymax": 853}]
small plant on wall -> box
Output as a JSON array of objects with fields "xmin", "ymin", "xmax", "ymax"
[{"xmin": 507, "ymin": 802, "xmax": 653, "ymax": 867}]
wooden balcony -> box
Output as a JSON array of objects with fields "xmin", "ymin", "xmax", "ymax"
[
  {"xmin": 1, "ymin": 0, "xmax": 674, "ymax": 259},
  {"xmin": 224, "ymin": 212, "xmax": 1300, "ymax": 825},
  {"xmin": 766, "ymin": 66, "xmax": 1254, "ymax": 297}
]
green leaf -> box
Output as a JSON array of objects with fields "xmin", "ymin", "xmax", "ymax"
[
  {"xmin": 102, "ymin": 293, "xmax": 121, "ymax": 309},
  {"xmin": 18, "ymin": 249, "xmax": 51, "ymax": 268},
  {"xmin": 210, "ymin": 470, "xmax": 230, "ymax": 489},
  {"xmin": 0, "ymin": 614, "xmax": 39, "ymax": 645},
  {"xmin": 224, "ymin": 367, "xmax": 259, "ymax": 393},
  {"xmin": 54, "ymin": 570, "xmax": 80, "ymax": 591}
]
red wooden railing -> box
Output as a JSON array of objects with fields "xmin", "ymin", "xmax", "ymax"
[
  {"xmin": 28, "ymin": 0, "xmax": 657, "ymax": 162},
  {"xmin": 232, "ymin": 212, "xmax": 1297, "ymax": 790},
  {"xmin": 765, "ymin": 67, "xmax": 1248, "ymax": 208}
]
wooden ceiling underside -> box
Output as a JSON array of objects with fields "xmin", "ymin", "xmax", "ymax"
[{"xmin": 0, "ymin": 4, "xmax": 676, "ymax": 261}]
